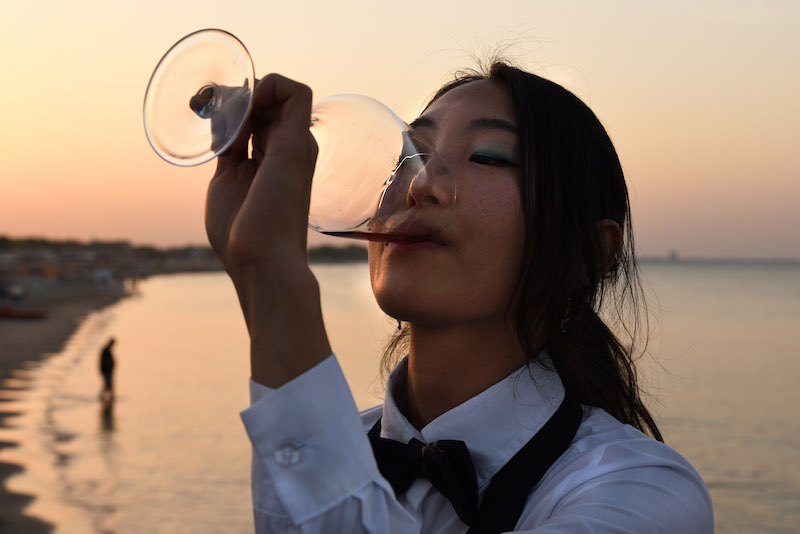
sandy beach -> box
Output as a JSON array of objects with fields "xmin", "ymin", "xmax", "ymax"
[{"xmin": 0, "ymin": 287, "xmax": 125, "ymax": 533}]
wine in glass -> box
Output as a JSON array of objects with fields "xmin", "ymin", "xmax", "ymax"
[{"xmin": 143, "ymin": 29, "xmax": 455, "ymax": 242}]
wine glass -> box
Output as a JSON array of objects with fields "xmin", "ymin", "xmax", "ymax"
[{"xmin": 143, "ymin": 29, "xmax": 455, "ymax": 241}]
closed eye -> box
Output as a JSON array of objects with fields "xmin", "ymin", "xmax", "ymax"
[{"xmin": 470, "ymin": 153, "xmax": 517, "ymax": 167}]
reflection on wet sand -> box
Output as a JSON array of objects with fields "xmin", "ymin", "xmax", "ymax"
[
  {"xmin": 1, "ymin": 310, "xmax": 116, "ymax": 533},
  {"xmin": 100, "ymin": 399, "xmax": 114, "ymax": 435},
  {"xmin": 0, "ymin": 370, "xmax": 56, "ymax": 533},
  {"xmin": 0, "ymin": 276, "xmax": 125, "ymax": 531},
  {"xmin": 1, "ymin": 274, "xmax": 260, "ymax": 532}
]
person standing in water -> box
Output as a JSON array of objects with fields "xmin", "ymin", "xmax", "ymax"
[{"xmin": 99, "ymin": 338, "xmax": 116, "ymax": 401}]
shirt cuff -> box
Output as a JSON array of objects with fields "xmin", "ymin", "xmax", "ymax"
[{"xmin": 240, "ymin": 354, "xmax": 379, "ymax": 524}]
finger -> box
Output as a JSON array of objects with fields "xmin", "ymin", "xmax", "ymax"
[
  {"xmin": 218, "ymin": 74, "xmax": 312, "ymax": 172},
  {"xmin": 251, "ymin": 74, "xmax": 314, "ymax": 136},
  {"xmin": 216, "ymin": 117, "xmax": 251, "ymax": 173},
  {"xmin": 218, "ymin": 74, "xmax": 317, "ymax": 243},
  {"xmin": 215, "ymin": 83, "xmax": 260, "ymax": 172},
  {"xmin": 249, "ymin": 74, "xmax": 316, "ymax": 175}
]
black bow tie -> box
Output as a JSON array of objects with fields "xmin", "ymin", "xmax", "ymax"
[
  {"xmin": 367, "ymin": 397, "xmax": 583, "ymax": 533},
  {"xmin": 368, "ymin": 425, "xmax": 479, "ymax": 526}
]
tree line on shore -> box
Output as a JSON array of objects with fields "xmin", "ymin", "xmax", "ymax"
[{"xmin": 0, "ymin": 236, "xmax": 367, "ymax": 278}]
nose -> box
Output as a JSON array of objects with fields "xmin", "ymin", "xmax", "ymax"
[
  {"xmin": 404, "ymin": 154, "xmax": 455, "ymax": 209},
  {"xmin": 373, "ymin": 152, "xmax": 456, "ymax": 229}
]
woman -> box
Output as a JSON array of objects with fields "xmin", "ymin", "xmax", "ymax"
[{"xmin": 206, "ymin": 63, "xmax": 713, "ymax": 533}]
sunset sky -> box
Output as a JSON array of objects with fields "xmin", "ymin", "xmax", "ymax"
[{"xmin": 1, "ymin": 0, "xmax": 798, "ymax": 259}]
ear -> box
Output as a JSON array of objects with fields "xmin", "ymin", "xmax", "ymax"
[{"xmin": 597, "ymin": 219, "xmax": 622, "ymax": 276}]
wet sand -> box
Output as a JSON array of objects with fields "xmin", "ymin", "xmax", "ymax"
[{"xmin": 0, "ymin": 288, "xmax": 124, "ymax": 533}]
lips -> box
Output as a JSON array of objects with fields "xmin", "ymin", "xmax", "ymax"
[{"xmin": 388, "ymin": 219, "xmax": 447, "ymax": 246}]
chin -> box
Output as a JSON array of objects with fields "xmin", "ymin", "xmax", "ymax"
[
  {"xmin": 369, "ymin": 247, "xmax": 461, "ymax": 322},
  {"xmin": 373, "ymin": 288, "xmax": 416, "ymax": 321},
  {"xmin": 373, "ymin": 283, "xmax": 461, "ymax": 325},
  {"xmin": 373, "ymin": 283, "xmax": 424, "ymax": 320}
]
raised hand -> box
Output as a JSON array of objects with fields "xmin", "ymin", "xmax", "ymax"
[
  {"xmin": 206, "ymin": 74, "xmax": 318, "ymax": 274},
  {"xmin": 204, "ymin": 74, "xmax": 331, "ymax": 387}
]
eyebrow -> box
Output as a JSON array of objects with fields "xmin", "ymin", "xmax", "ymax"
[
  {"xmin": 408, "ymin": 116, "xmax": 518, "ymax": 135},
  {"xmin": 409, "ymin": 116, "xmax": 435, "ymax": 130}
]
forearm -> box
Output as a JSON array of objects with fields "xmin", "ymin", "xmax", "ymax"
[
  {"xmin": 231, "ymin": 261, "xmax": 331, "ymax": 388},
  {"xmin": 204, "ymin": 74, "xmax": 327, "ymax": 388}
]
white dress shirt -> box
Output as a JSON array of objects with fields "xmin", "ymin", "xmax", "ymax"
[{"xmin": 240, "ymin": 354, "xmax": 713, "ymax": 533}]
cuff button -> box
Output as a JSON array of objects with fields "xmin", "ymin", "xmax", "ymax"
[{"xmin": 275, "ymin": 445, "xmax": 301, "ymax": 466}]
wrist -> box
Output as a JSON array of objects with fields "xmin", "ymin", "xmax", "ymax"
[{"xmin": 229, "ymin": 263, "xmax": 332, "ymax": 388}]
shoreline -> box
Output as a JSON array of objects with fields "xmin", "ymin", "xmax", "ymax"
[{"xmin": 0, "ymin": 287, "xmax": 126, "ymax": 533}]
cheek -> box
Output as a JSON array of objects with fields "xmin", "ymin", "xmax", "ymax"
[
  {"xmin": 466, "ymin": 175, "xmax": 524, "ymax": 246},
  {"xmin": 465, "ymin": 214, "xmax": 524, "ymax": 308},
  {"xmin": 461, "ymin": 181, "xmax": 525, "ymax": 295}
]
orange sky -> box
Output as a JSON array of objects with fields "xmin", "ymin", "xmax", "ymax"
[{"xmin": 1, "ymin": 0, "xmax": 798, "ymax": 259}]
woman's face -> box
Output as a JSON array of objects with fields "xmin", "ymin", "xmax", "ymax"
[{"xmin": 369, "ymin": 79, "xmax": 525, "ymax": 327}]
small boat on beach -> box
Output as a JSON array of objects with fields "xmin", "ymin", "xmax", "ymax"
[{"xmin": 0, "ymin": 307, "xmax": 48, "ymax": 320}]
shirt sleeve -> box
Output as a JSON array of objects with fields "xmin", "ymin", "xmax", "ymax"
[{"xmin": 240, "ymin": 354, "xmax": 418, "ymax": 533}]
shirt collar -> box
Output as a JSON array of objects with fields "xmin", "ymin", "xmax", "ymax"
[{"xmin": 380, "ymin": 354, "xmax": 565, "ymax": 489}]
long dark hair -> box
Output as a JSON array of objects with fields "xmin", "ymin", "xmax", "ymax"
[{"xmin": 383, "ymin": 62, "xmax": 662, "ymax": 441}]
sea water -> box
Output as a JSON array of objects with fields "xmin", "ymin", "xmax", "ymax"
[{"xmin": 1, "ymin": 262, "xmax": 798, "ymax": 533}]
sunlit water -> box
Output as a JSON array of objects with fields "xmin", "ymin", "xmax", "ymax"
[{"xmin": 2, "ymin": 262, "xmax": 798, "ymax": 533}]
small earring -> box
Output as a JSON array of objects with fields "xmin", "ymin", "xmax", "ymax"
[{"xmin": 397, "ymin": 319, "xmax": 402, "ymax": 331}]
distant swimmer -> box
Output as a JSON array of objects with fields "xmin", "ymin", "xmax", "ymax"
[{"xmin": 99, "ymin": 338, "xmax": 116, "ymax": 401}]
